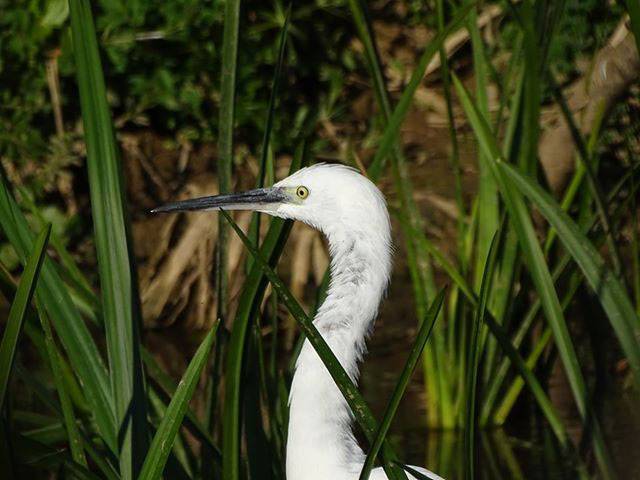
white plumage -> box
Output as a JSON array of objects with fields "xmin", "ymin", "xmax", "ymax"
[
  {"xmin": 273, "ymin": 165, "xmax": 443, "ymax": 480},
  {"xmin": 153, "ymin": 163, "xmax": 443, "ymax": 480}
]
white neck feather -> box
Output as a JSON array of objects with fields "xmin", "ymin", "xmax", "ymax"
[{"xmin": 286, "ymin": 227, "xmax": 391, "ymax": 480}]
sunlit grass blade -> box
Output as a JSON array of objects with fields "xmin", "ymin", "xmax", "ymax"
[
  {"xmin": 452, "ymin": 72, "xmax": 616, "ymax": 479},
  {"xmin": 0, "ymin": 224, "xmax": 50, "ymax": 410},
  {"xmin": 465, "ymin": 234, "xmax": 498, "ymax": 480},
  {"xmin": 138, "ymin": 326, "xmax": 217, "ymax": 480},
  {"xmin": 221, "ymin": 209, "xmax": 408, "ymax": 480},
  {"xmin": 501, "ymin": 162, "xmax": 640, "ymax": 386},
  {"xmin": 68, "ymin": 0, "xmax": 148, "ymax": 475},
  {"xmin": 483, "ymin": 165, "xmax": 640, "ymax": 423},
  {"xmin": 482, "ymin": 316, "xmax": 567, "ymax": 446},
  {"xmin": 36, "ymin": 302, "xmax": 86, "ymax": 466},
  {"xmin": 349, "ymin": 0, "xmax": 461, "ymax": 432},
  {"xmin": 494, "ymin": 327, "xmax": 553, "ymax": 424},
  {"xmin": 359, "ymin": 290, "xmax": 444, "ymax": 480},
  {"xmin": 364, "ymin": 2, "xmax": 474, "ymax": 179},
  {"xmin": 466, "ymin": 3, "xmax": 499, "ymax": 291},
  {"xmin": 400, "ymin": 464, "xmax": 443, "ymax": 480}
]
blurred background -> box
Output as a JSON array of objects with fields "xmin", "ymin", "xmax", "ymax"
[{"xmin": 2, "ymin": 0, "xmax": 640, "ymax": 479}]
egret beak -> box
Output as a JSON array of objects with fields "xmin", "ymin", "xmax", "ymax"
[{"xmin": 150, "ymin": 187, "xmax": 287, "ymax": 214}]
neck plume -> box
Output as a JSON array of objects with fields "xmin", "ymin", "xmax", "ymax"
[{"xmin": 286, "ymin": 224, "xmax": 391, "ymax": 480}]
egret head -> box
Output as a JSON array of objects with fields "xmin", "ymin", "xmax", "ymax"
[{"xmin": 151, "ymin": 163, "xmax": 391, "ymax": 243}]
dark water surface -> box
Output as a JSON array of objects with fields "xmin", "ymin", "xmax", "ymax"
[{"xmin": 361, "ymin": 257, "xmax": 640, "ymax": 480}]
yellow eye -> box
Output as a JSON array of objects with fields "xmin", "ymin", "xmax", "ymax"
[{"xmin": 296, "ymin": 186, "xmax": 309, "ymax": 199}]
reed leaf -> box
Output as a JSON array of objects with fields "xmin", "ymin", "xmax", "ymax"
[
  {"xmin": 0, "ymin": 178, "xmax": 115, "ymax": 448},
  {"xmin": 69, "ymin": 0, "xmax": 148, "ymax": 475},
  {"xmin": 0, "ymin": 225, "xmax": 50, "ymax": 411},
  {"xmin": 452, "ymin": 72, "xmax": 616, "ymax": 479},
  {"xmin": 138, "ymin": 326, "xmax": 217, "ymax": 480},
  {"xmin": 359, "ymin": 290, "xmax": 444, "ymax": 480},
  {"xmin": 36, "ymin": 303, "xmax": 86, "ymax": 466},
  {"xmin": 466, "ymin": 235, "xmax": 498, "ymax": 480},
  {"xmin": 216, "ymin": 0, "xmax": 241, "ymax": 326},
  {"xmin": 501, "ymin": 162, "xmax": 640, "ymax": 386},
  {"xmin": 365, "ymin": 2, "xmax": 474, "ymax": 180}
]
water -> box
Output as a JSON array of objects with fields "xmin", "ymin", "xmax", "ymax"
[{"xmin": 361, "ymin": 276, "xmax": 640, "ymax": 479}]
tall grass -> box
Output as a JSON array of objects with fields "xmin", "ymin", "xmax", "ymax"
[{"xmin": 0, "ymin": 1, "xmax": 639, "ymax": 479}]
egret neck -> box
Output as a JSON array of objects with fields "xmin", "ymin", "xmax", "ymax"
[{"xmin": 287, "ymin": 222, "xmax": 392, "ymax": 480}]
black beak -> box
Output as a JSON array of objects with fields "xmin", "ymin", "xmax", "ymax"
[{"xmin": 150, "ymin": 187, "xmax": 287, "ymax": 214}]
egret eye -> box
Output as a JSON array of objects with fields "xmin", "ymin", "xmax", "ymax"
[{"xmin": 296, "ymin": 186, "xmax": 309, "ymax": 199}]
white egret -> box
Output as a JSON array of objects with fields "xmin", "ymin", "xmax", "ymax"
[{"xmin": 152, "ymin": 163, "xmax": 443, "ymax": 480}]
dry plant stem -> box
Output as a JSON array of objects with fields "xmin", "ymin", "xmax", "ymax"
[
  {"xmin": 425, "ymin": 4, "xmax": 504, "ymax": 77},
  {"xmin": 539, "ymin": 22, "xmax": 640, "ymax": 193},
  {"xmin": 45, "ymin": 49, "xmax": 64, "ymax": 137}
]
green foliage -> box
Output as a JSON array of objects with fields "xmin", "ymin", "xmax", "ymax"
[
  {"xmin": 1, "ymin": 0, "xmax": 356, "ymax": 165},
  {"xmin": 548, "ymin": 0, "xmax": 624, "ymax": 79},
  {"xmin": 1, "ymin": 0, "xmax": 639, "ymax": 479}
]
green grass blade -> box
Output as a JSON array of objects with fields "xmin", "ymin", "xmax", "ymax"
[
  {"xmin": 400, "ymin": 464, "xmax": 442, "ymax": 480},
  {"xmin": 212, "ymin": 0, "xmax": 241, "ymax": 470},
  {"xmin": 547, "ymin": 73, "xmax": 623, "ymax": 276},
  {"xmin": 348, "ymin": 0, "xmax": 393, "ymax": 130},
  {"xmin": 222, "ymin": 210, "xmax": 408, "ymax": 480},
  {"xmin": 633, "ymin": 172, "xmax": 640, "ymax": 315},
  {"xmin": 482, "ymin": 165, "xmax": 640, "ymax": 423},
  {"xmin": 142, "ymin": 350, "xmax": 222, "ymax": 464},
  {"xmin": 63, "ymin": 459, "xmax": 104, "ymax": 480},
  {"xmin": 16, "ymin": 186, "xmax": 99, "ymax": 313},
  {"xmin": 68, "ymin": 0, "xmax": 148, "ymax": 475},
  {"xmin": 501, "ymin": 163, "xmax": 640, "ymax": 386},
  {"xmin": 0, "ymin": 225, "xmax": 50, "ymax": 411},
  {"xmin": 359, "ymin": 290, "xmax": 444, "ymax": 480},
  {"xmin": 466, "ymin": 3, "xmax": 499, "ymax": 291},
  {"xmin": 222, "ymin": 154, "xmax": 303, "ymax": 480},
  {"xmin": 137, "ymin": 325, "xmax": 217, "ymax": 480},
  {"xmin": 494, "ymin": 327, "xmax": 553, "ymax": 424},
  {"xmin": 349, "ymin": 0, "xmax": 450, "ymax": 431},
  {"xmin": 482, "ymin": 316, "xmax": 567, "ymax": 446},
  {"xmin": 36, "ymin": 302, "xmax": 87, "ymax": 467},
  {"xmin": 365, "ymin": 3, "xmax": 473, "ymax": 180},
  {"xmin": 465, "ymin": 235, "xmax": 498, "ymax": 480},
  {"xmin": 147, "ymin": 389, "xmax": 195, "ymax": 479},
  {"xmin": 453, "ymin": 72, "xmax": 616, "ymax": 479},
  {"xmin": 257, "ymin": 3, "xmax": 290, "ymax": 189},
  {"xmin": 436, "ymin": 0, "xmax": 465, "ymax": 253},
  {"xmin": 250, "ymin": 4, "xmax": 291, "ymax": 270},
  {"xmin": 216, "ymin": 0, "xmax": 241, "ymax": 327}
]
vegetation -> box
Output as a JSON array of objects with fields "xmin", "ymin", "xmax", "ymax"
[{"xmin": 1, "ymin": 0, "xmax": 639, "ymax": 479}]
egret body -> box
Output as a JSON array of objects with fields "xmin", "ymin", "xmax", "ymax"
[{"xmin": 152, "ymin": 163, "xmax": 443, "ymax": 480}]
